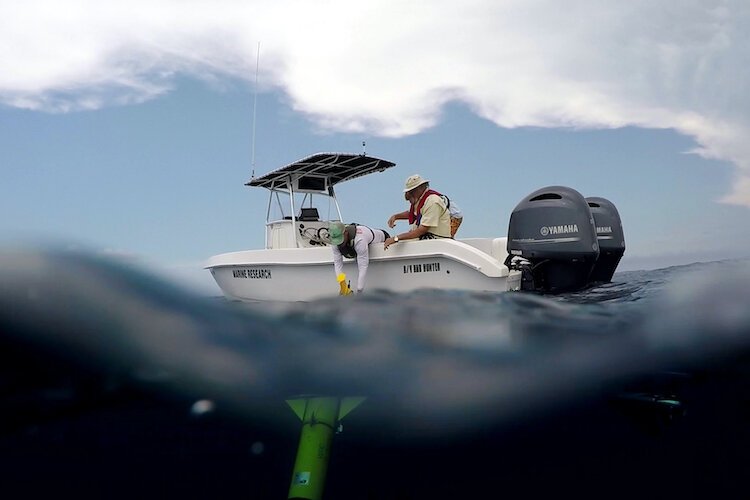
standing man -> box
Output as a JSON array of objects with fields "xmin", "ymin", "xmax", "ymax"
[
  {"xmin": 328, "ymin": 222, "xmax": 389, "ymax": 293},
  {"xmin": 384, "ymin": 174, "xmax": 451, "ymax": 250}
]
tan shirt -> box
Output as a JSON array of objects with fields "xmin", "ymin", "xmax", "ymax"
[{"xmin": 418, "ymin": 193, "xmax": 451, "ymax": 238}]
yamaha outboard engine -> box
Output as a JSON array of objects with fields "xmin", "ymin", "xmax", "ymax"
[
  {"xmin": 506, "ymin": 186, "xmax": 599, "ymax": 293},
  {"xmin": 586, "ymin": 197, "xmax": 625, "ymax": 283}
]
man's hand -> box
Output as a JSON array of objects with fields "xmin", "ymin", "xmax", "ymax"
[
  {"xmin": 387, "ymin": 215, "xmax": 397, "ymax": 228},
  {"xmin": 383, "ymin": 237, "xmax": 397, "ymax": 250}
]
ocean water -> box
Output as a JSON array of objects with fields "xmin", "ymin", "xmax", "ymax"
[{"xmin": 1, "ymin": 249, "xmax": 749, "ymax": 499}]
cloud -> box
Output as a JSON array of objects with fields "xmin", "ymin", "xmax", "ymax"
[{"xmin": 2, "ymin": 0, "xmax": 749, "ymax": 205}]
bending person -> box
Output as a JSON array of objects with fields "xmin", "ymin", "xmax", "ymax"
[
  {"xmin": 328, "ymin": 222, "xmax": 389, "ymax": 293},
  {"xmin": 384, "ymin": 174, "xmax": 451, "ymax": 250}
]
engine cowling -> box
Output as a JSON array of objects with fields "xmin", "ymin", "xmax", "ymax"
[
  {"xmin": 506, "ymin": 186, "xmax": 599, "ymax": 293},
  {"xmin": 586, "ymin": 196, "xmax": 625, "ymax": 283}
]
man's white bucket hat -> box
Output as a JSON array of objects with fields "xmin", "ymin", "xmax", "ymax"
[{"xmin": 403, "ymin": 174, "xmax": 429, "ymax": 193}]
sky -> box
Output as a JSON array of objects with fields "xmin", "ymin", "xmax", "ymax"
[{"xmin": 2, "ymin": 0, "xmax": 750, "ymax": 295}]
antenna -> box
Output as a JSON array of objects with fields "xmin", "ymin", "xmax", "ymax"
[{"xmin": 251, "ymin": 42, "xmax": 260, "ymax": 179}]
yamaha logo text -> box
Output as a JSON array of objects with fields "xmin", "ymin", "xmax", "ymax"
[{"xmin": 540, "ymin": 224, "xmax": 579, "ymax": 236}]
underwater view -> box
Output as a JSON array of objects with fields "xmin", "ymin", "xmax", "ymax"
[{"xmin": 1, "ymin": 249, "xmax": 749, "ymax": 499}]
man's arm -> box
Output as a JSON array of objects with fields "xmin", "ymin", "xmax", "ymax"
[
  {"xmin": 383, "ymin": 224, "xmax": 430, "ymax": 250},
  {"xmin": 332, "ymin": 245, "xmax": 344, "ymax": 276},
  {"xmin": 354, "ymin": 236, "xmax": 370, "ymax": 292},
  {"xmin": 388, "ymin": 210, "xmax": 410, "ymax": 228}
]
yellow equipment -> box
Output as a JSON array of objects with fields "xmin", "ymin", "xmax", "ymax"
[{"xmin": 337, "ymin": 273, "xmax": 353, "ymax": 295}]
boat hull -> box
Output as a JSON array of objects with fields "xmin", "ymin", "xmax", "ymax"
[{"xmin": 207, "ymin": 239, "xmax": 521, "ymax": 302}]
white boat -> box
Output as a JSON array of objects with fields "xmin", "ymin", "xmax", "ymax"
[{"xmin": 206, "ymin": 152, "xmax": 522, "ymax": 301}]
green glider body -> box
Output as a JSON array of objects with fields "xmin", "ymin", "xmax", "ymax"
[{"xmin": 287, "ymin": 396, "xmax": 364, "ymax": 500}]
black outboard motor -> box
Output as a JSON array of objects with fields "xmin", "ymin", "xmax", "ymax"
[
  {"xmin": 586, "ymin": 197, "xmax": 625, "ymax": 283},
  {"xmin": 506, "ymin": 186, "xmax": 599, "ymax": 293}
]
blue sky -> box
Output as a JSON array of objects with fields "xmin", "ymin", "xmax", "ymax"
[{"xmin": 2, "ymin": 1, "xmax": 749, "ymax": 294}]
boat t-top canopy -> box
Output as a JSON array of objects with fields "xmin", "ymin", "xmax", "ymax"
[{"xmin": 246, "ymin": 152, "xmax": 396, "ymax": 192}]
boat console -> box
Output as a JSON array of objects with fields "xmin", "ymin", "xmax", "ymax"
[{"xmin": 266, "ymin": 219, "xmax": 332, "ymax": 249}]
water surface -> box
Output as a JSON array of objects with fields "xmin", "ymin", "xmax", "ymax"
[{"xmin": 1, "ymin": 250, "xmax": 748, "ymax": 498}]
